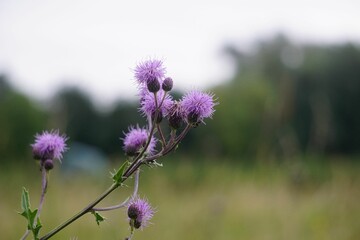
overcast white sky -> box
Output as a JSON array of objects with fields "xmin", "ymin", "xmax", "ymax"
[{"xmin": 0, "ymin": 0, "xmax": 359, "ymax": 105}]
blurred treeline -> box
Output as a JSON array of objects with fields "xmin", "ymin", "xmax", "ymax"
[{"xmin": 1, "ymin": 35, "xmax": 360, "ymax": 165}]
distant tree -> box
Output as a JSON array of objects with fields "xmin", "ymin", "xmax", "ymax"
[
  {"xmin": 50, "ymin": 87, "xmax": 145, "ymax": 158},
  {"xmin": 0, "ymin": 75, "xmax": 47, "ymax": 164},
  {"xmin": 191, "ymin": 35, "xmax": 360, "ymax": 160}
]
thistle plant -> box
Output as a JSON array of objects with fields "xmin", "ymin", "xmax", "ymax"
[{"xmin": 19, "ymin": 58, "xmax": 217, "ymax": 240}]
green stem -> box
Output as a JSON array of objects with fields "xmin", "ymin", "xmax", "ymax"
[{"xmin": 93, "ymin": 169, "xmax": 140, "ymax": 211}]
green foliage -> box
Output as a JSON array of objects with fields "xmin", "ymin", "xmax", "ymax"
[
  {"xmin": 111, "ymin": 160, "xmax": 129, "ymax": 185},
  {"xmin": 19, "ymin": 188, "xmax": 42, "ymax": 240},
  {"xmin": 51, "ymin": 87, "xmax": 145, "ymax": 156},
  {"xmin": 91, "ymin": 211, "xmax": 106, "ymax": 226},
  {"xmin": 3, "ymin": 161, "xmax": 358, "ymax": 240},
  {"xmin": 1, "ymin": 35, "xmax": 360, "ymax": 163},
  {"xmin": 188, "ymin": 35, "xmax": 360, "ymax": 160},
  {"xmin": 204, "ymin": 77, "xmax": 274, "ymax": 157},
  {"xmin": 0, "ymin": 75, "xmax": 47, "ymax": 165}
]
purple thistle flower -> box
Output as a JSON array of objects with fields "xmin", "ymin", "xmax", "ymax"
[
  {"xmin": 181, "ymin": 90, "xmax": 217, "ymax": 124},
  {"xmin": 127, "ymin": 197, "xmax": 154, "ymax": 229},
  {"xmin": 31, "ymin": 130, "xmax": 68, "ymax": 161},
  {"xmin": 123, "ymin": 126, "xmax": 157, "ymax": 156},
  {"xmin": 139, "ymin": 88, "xmax": 173, "ymax": 119},
  {"xmin": 134, "ymin": 59, "xmax": 166, "ymax": 85}
]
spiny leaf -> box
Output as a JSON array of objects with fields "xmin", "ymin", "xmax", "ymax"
[
  {"xmin": 19, "ymin": 188, "xmax": 42, "ymax": 239},
  {"xmin": 29, "ymin": 209, "xmax": 38, "ymax": 227},
  {"xmin": 111, "ymin": 160, "xmax": 128, "ymax": 185}
]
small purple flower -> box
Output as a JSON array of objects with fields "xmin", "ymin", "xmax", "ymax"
[
  {"xmin": 127, "ymin": 197, "xmax": 154, "ymax": 229},
  {"xmin": 123, "ymin": 126, "xmax": 156, "ymax": 156},
  {"xmin": 31, "ymin": 130, "xmax": 68, "ymax": 161},
  {"xmin": 139, "ymin": 88, "xmax": 173, "ymax": 120},
  {"xmin": 134, "ymin": 59, "xmax": 166, "ymax": 85},
  {"xmin": 181, "ymin": 90, "xmax": 217, "ymax": 124}
]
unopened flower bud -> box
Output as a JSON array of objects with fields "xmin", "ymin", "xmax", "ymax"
[
  {"xmin": 43, "ymin": 159, "xmax": 54, "ymax": 170},
  {"xmin": 167, "ymin": 101, "xmax": 184, "ymax": 129},
  {"xmin": 162, "ymin": 77, "xmax": 173, "ymax": 91},
  {"xmin": 147, "ymin": 78, "xmax": 160, "ymax": 93},
  {"xmin": 134, "ymin": 219, "xmax": 142, "ymax": 229},
  {"xmin": 128, "ymin": 204, "xmax": 141, "ymax": 220},
  {"xmin": 187, "ymin": 110, "xmax": 200, "ymax": 124},
  {"xmin": 32, "ymin": 147, "xmax": 42, "ymax": 160},
  {"xmin": 169, "ymin": 113, "xmax": 183, "ymax": 129},
  {"xmin": 124, "ymin": 145, "xmax": 138, "ymax": 156}
]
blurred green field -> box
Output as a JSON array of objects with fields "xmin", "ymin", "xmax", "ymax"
[{"xmin": 1, "ymin": 158, "xmax": 360, "ymax": 240}]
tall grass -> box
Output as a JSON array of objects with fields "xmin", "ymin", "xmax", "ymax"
[{"xmin": 1, "ymin": 158, "xmax": 359, "ymax": 240}]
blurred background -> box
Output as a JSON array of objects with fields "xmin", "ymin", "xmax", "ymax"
[{"xmin": 1, "ymin": 0, "xmax": 360, "ymax": 239}]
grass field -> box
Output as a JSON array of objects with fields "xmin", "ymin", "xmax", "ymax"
[{"xmin": 1, "ymin": 158, "xmax": 360, "ymax": 240}]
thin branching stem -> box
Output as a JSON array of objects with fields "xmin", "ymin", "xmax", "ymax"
[
  {"xmin": 93, "ymin": 169, "xmax": 140, "ymax": 211},
  {"xmin": 40, "ymin": 183, "xmax": 119, "ymax": 240},
  {"xmin": 169, "ymin": 129, "xmax": 177, "ymax": 145},
  {"xmin": 157, "ymin": 123, "xmax": 166, "ymax": 147},
  {"xmin": 36, "ymin": 167, "xmax": 48, "ymax": 224},
  {"xmin": 39, "ymin": 92, "xmax": 178, "ymax": 240},
  {"xmin": 92, "ymin": 198, "xmax": 129, "ymax": 212},
  {"xmin": 20, "ymin": 227, "xmax": 30, "ymax": 239},
  {"xmin": 163, "ymin": 124, "xmax": 192, "ymax": 155},
  {"xmin": 123, "ymin": 91, "xmax": 166, "ymax": 178},
  {"xmin": 132, "ymin": 168, "xmax": 140, "ymax": 198}
]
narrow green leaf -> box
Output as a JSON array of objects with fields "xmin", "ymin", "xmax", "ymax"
[
  {"xmin": 111, "ymin": 160, "xmax": 128, "ymax": 184},
  {"xmin": 91, "ymin": 211, "xmax": 106, "ymax": 226},
  {"xmin": 21, "ymin": 187, "xmax": 31, "ymax": 213},
  {"xmin": 19, "ymin": 188, "xmax": 32, "ymax": 224}
]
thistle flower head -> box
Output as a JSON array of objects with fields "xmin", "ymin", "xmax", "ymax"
[
  {"xmin": 127, "ymin": 197, "xmax": 154, "ymax": 229},
  {"xmin": 123, "ymin": 126, "xmax": 156, "ymax": 156},
  {"xmin": 134, "ymin": 59, "xmax": 166, "ymax": 86},
  {"xmin": 139, "ymin": 88, "xmax": 173, "ymax": 120},
  {"xmin": 31, "ymin": 130, "xmax": 68, "ymax": 161},
  {"xmin": 181, "ymin": 90, "xmax": 217, "ymax": 124}
]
